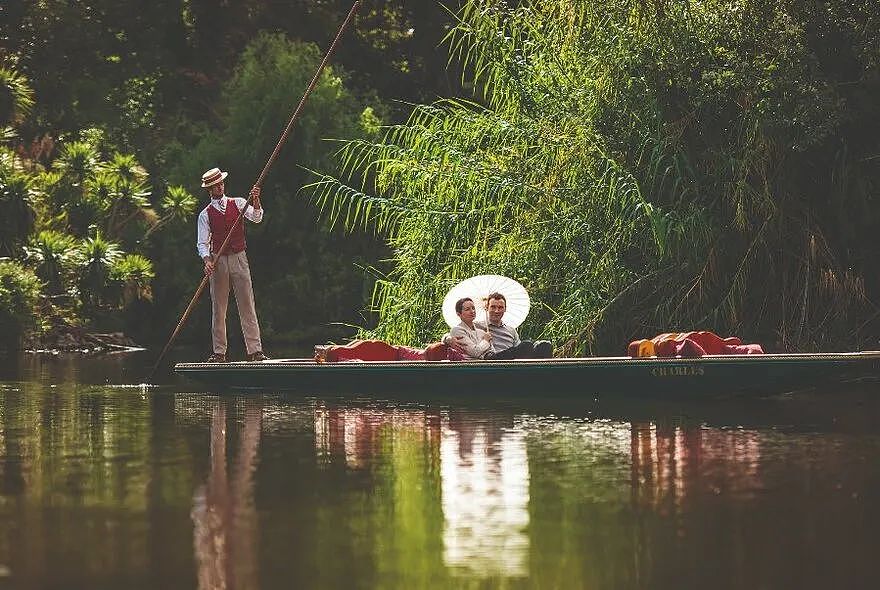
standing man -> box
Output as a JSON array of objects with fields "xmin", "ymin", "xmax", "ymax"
[
  {"xmin": 442, "ymin": 292, "xmax": 553, "ymax": 359},
  {"xmin": 197, "ymin": 167, "xmax": 269, "ymax": 362}
]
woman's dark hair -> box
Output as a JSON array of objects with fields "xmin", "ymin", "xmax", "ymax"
[{"xmin": 455, "ymin": 297, "xmax": 473, "ymax": 314}]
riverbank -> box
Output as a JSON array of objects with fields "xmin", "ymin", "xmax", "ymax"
[{"xmin": 22, "ymin": 325, "xmax": 144, "ymax": 354}]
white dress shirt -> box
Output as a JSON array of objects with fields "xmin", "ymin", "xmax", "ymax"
[{"xmin": 196, "ymin": 195, "xmax": 263, "ymax": 259}]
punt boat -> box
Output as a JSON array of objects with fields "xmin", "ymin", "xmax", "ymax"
[{"xmin": 174, "ymin": 351, "xmax": 880, "ymax": 396}]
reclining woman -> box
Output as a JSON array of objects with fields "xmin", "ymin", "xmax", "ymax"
[
  {"xmin": 314, "ymin": 297, "xmax": 489, "ymax": 363},
  {"xmin": 450, "ymin": 297, "xmax": 493, "ymax": 359}
]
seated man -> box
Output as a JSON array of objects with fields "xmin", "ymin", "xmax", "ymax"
[{"xmin": 442, "ymin": 292, "xmax": 552, "ymax": 359}]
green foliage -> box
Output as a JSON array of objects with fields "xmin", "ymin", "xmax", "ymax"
[
  {"xmin": 6, "ymin": 131, "xmax": 166, "ymax": 337},
  {"xmin": 0, "ymin": 156, "xmax": 37, "ymax": 257},
  {"xmin": 145, "ymin": 185, "xmax": 198, "ymax": 238},
  {"xmin": 0, "ymin": 126, "xmax": 16, "ymax": 145},
  {"xmin": 3, "ymin": 0, "xmax": 877, "ymax": 352},
  {"xmin": 108, "ymin": 75, "xmax": 159, "ymax": 149},
  {"xmin": 3, "ymin": 0, "xmax": 466, "ymax": 346},
  {"xmin": 53, "ymin": 140, "xmax": 99, "ymax": 185},
  {"xmin": 103, "ymin": 174, "xmax": 154, "ymax": 238},
  {"xmin": 314, "ymin": 0, "xmax": 880, "ymax": 353},
  {"xmin": 74, "ymin": 232, "xmax": 123, "ymax": 310},
  {"xmin": 0, "ymin": 59, "xmax": 34, "ymax": 126},
  {"xmin": 4, "ymin": 0, "xmax": 189, "ymax": 136},
  {"xmin": 6, "ymin": 0, "xmax": 463, "ymax": 141},
  {"xmin": 156, "ymin": 32, "xmax": 386, "ymax": 343},
  {"xmin": 0, "ymin": 124, "xmax": 169, "ymax": 342},
  {"xmin": 162, "ymin": 32, "xmax": 377, "ymax": 182},
  {"xmin": 159, "ymin": 185, "xmax": 198, "ymax": 220},
  {"xmin": 103, "ymin": 152, "xmax": 148, "ymax": 185},
  {"xmin": 110, "ymin": 253, "xmax": 155, "ymax": 305},
  {"xmin": 47, "ymin": 135, "xmax": 159, "ymax": 243},
  {"xmin": 23, "ymin": 230, "xmax": 77, "ymax": 296},
  {"xmin": 0, "ymin": 259, "xmax": 41, "ymax": 347}
]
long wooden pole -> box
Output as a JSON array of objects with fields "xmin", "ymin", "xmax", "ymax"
[{"xmin": 148, "ymin": 1, "xmax": 361, "ymax": 381}]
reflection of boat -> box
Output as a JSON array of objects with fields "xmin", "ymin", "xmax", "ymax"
[{"xmin": 175, "ymin": 352, "xmax": 880, "ymax": 396}]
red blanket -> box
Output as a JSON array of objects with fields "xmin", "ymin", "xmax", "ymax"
[
  {"xmin": 315, "ymin": 340, "xmax": 464, "ymax": 362},
  {"xmin": 628, "ymin": 331, "xmax": 764, "ymax": 358}
]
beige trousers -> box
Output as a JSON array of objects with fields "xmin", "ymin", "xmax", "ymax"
[{"xmin": 209, "ymin": 250, "xmax": 262, "ymax": 355}]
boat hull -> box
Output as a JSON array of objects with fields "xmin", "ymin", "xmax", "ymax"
[{"xmin": 174, "ymin": 352, "xmax": 880, "ymax": 396}]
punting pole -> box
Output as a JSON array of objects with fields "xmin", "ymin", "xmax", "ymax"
[{"xmin": 148, "ymin": 1, "xmax": 361, "ymax": 382}]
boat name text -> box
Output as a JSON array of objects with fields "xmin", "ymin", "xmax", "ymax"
[{"xmin": 651, "ymin": 365, "xmax": 705, "ymax": 377}]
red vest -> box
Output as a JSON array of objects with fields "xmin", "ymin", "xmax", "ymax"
[{"xmin": 207, "ymin": 200, "xmax": 247, "ymax": 255}]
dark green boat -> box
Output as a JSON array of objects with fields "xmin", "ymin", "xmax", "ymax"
[{"xmin": 174, "ymin": 351, "xmax": 880, "ymax": 396}]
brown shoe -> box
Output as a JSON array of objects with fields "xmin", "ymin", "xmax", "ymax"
[
  {"xmin": 206, "ymin": 353, "xmax": 227, "ymax": 363},
  {"xmin": 247, "ymin": 351, "xmax": 269, "ymax": 362}
]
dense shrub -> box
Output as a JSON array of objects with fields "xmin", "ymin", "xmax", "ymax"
[
  {"xmin": 0, "ymin": 161, "xmax": 37, "ymax": 257},
  {"xmin": 0, "ymin": 259, "xmax": 41, "ymax": 348}
]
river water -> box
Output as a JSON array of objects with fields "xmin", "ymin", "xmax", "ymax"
[{"xmin": 0, "ymin": 351, "xmax": 879, "ymax": 589}]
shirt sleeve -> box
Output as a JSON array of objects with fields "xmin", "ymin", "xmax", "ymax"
[
  {"xmin": 511, "ymin": 327, "xmax": 521, "ymax": 347},
  {"xmin": 235, "ymin": 197, "xmax": 263, "ymax": 223},
  {"xmin": 450, "ymin": 325, "xmax": 490, "ymax": 359},
  {"xmin": 196, "ymin": 209, "xmax": 211, "ymax": 259}
]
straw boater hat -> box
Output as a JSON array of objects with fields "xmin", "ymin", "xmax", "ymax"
[{"xmin": 201, "ymin": 167, "xmax": 228, "ymax": 188}]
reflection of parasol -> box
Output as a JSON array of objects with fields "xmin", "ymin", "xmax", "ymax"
[{"xmin": 442, "ymin": 275, "xmax": 530, "ymax": 329}]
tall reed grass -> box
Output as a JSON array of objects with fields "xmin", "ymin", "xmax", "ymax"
[{"xmin": 311, "ymin": 0, "xmax": 880, "ymax": 353}]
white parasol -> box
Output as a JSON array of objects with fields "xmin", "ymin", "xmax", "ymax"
[{"xmin": 442, "ymin": 274, "xmax": 531, "ymax": 329}]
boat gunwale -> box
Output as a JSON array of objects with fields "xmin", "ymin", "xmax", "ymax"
[{"xmin": 174, "ymin": 351, "xmax": 880, "ymax": 372}]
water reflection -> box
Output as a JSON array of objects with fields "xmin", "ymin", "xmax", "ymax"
[
  {"xmin": 1, "ymin": 362, "xmax": 880, "ymax": 589},
  {"xmin": 631, "ymin": 421, "xmax": 763, "ymax": 513},
  {"xmin": 191, "ymin": 399, "xmax": 262, "ymax": 590},
  {"xmin": 207, "ymin": 397, "xmax": 880, "ymax": 588},
  {"xmin": 0, "ymin": 351, "xmax": 154, "ymax": 386},
  {"xmin": 313, "ymin": 405, "xmax": 442, "ymax": 469},
  {"xmin": 308, "ymin": 403, "xmax": 447, "ymax": 587},
  {"xmin": 441, "ymin": 412, "xmax": 529, "ymax": 577},
  {"xmin": 311, "ymin": 406, "xmax": 530, "ymax": 577}
]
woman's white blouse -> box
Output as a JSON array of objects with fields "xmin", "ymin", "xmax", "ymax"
[{"xmin": 450, "ymin": 321, "xmax": 491, "ymax": 359}]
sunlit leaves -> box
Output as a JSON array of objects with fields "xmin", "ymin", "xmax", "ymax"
[
  {"xmin": 102, "ymin": 152, "xmax": 147, "ymax": 185},
  {"xmin": 145, "ymin": 185, "xmax": 198, "ymax": 237},
  {"xmin": 74, "ymin": 231, "xmax": 123, "ymax": 309},
  {"xmin": 159, "ymin": 185, "xmax": 198, "ymax": 222},
  {"xmin": 54, "ymin": 141, "xmax": 99, "ymax": 186},
  {"xmin": 23, "ymin": 230, "xmax": 77, "ymax": 295},
  {"xmin": 0, "ymin": 62, "xmax": 34, "ymax": 126},
  {"xmin": 110, "ymin": 253, "xmax": 155, "ymax": 304}
]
